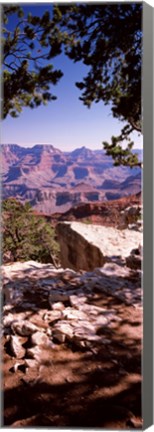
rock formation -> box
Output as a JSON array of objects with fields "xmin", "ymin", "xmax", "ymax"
[
  {"xmin": 56, "ymin": 222, "xmax": 142, "ymax": 271},
  {"xmin": 2, "ymin": 144, "xmax": 141, "ymax": 214}
]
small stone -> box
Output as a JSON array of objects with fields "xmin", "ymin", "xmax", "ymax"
[
  {"xmin": 62, "ymin": 307, "xmax": 87, "ymax": 321},
  {"xmin": 3, "ymin": 313, "xmax": 14, "ymax": 328},
  {"xmin": 73, "ymin": 329, "xmax": 99, "ymax": 343},
  {"xmin": 46, "ymin": 328, "xmax": 52, "ymax": 337},
  {"xmin": 28, "ymin": 315, "xmax": 48, "ymax": 330},
  {"xmin": 53, "ymin": 330, "xmax": 66, "ymax": 343},
  {"xmin": 11, "ymin": 320, "xmax": 38, "ymax": 336},
  {"xmin": 10, "ymin": 335, "xmax": 26, "ymax": 359},
  {"xmin": 31, "ymin": 331, "xmax": 50, "ymax": 347},
  {"xmin": 96, "ymin": 312, "xmax": 120, "ymax": 328},
  {"xmin": 79, "ymin": 304, "xmax": 104, "ymax": 315},
  {"xmin": 9, "ymin": 362, "xmax": 25, "ymax": 373},
  {"xmin": 69, "ymin": 295, "xmax": 87, "ymax": 308},
  {"xmin": 53, "ymin": 321, "xmax": 74, "ymax": 343},
  {"xmin": 72, "ymin": 321, "xmax": 96, "ymax": 333},
  {"xmin": 3, "ymin": 304, "xmax": 13, "ymax": 312},
  {"xmin": 43, "ymin": 310, "xmax": 62, "ymax": 323},
  {"xmin": 51, "ymin": 302, "xmax": 65, "ymax": 311},
  {"xmin": 26, "ymin": 346, "xmax": 43, "ymax": 361},
  {"xmin": 25, "ymin": 359, "xmax": 38, "ymax": 369}
]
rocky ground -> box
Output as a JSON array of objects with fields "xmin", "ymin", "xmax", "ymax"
[{"xmin": 2, "ymin": 242, "xmax": 142, "ymax": 428}]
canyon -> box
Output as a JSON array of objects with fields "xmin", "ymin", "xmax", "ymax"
[
  {"xmin": 2, "ymin": 144, "xmax": 143, "ymax": 427},
  {"xmin": 2, "ymin": 144, "xmax": 142, "ymax": 214}
]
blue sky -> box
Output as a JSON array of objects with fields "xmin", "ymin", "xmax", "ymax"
[{"xmin": 2, "ymin": 4, "xmax": 142, "ymax": 152}]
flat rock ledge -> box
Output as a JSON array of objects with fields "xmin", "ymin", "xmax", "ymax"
[{"xmin": 56, "ymin": 222, "xmax": 142, "ymax": 271}]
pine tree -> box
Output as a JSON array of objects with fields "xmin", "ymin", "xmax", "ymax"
[
  {"xmin": 2, "ymin": 4, "xmax": 142, "ymax": 167},
  {"xmin": 2, "ymin": 198, "xmax": 60, "ymax": 264},
  {"xmin": 2, "ymin": 5, "xmax": 63, "ymax": 118},
  {"xmin": 53, "ymin": 3, "xmax": 142, "ymax": 167}
]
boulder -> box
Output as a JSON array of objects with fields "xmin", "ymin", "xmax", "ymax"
[{"xmin": 56, "ymin": 222, "xmax": 142, "ymax": 271}]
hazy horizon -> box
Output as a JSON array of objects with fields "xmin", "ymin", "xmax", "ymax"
[{"xmin": 2, "ymin": 142, "xmax": 143, "ymax": 153}]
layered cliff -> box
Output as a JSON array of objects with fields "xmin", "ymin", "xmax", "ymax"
[{"xmin": 2, "ymin": 144, "xmax": 142, "ymax": 214}]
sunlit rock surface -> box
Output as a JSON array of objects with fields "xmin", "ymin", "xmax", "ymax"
[{"xmin": 56, "ymin": 222, "xmax": 142, "ymax": 271}]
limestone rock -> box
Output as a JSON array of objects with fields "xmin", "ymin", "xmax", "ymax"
[
  {"xmin": 43, "ymin": 310, "xmax": 62, "ymax": 323},
  {"xmin": 26, "ymin": 346, "xmax": 43, "ymax": 361},
  {"xmin": 69, "ymin": 295, "xmax": 87, "ymax": 308},
  {"xmin": 52, "ymin": 330, "xmax": 66, "ymax": 343},
  {"xmin": 30, "ymin": 331, "xmax": 50, "ymax": 347},
  {"xmin": 10, "ymin": 335, "xmax": 26, "ymax": 359},
  {"xmin": 72, "ymin": 329, "xmax": 101, "ymax": 349},
  {"xmin": 28, "ymin": 315, "xmax": 48, "ymax": 331},
  {"xmin": 25, "ymin": 359, "xmax": 39, "ymax": 369},
  {"xmin": 56, "ymin": 222, "xmax": 105, "ymax": 271},
  {"xmin": 56, "ymin": 222, "xmax": 142, "ymax": 271},
  {"xmin": 53, "ymin": 321, "xmax": 74, "ymax": 343},
  {"xmin": 62, "ymin": 307, "xmax": 87, "ymax": 321},
  {"xmin": 11, "ymin": 320, "xmax": 39, "ymax": 336},
  {"xmin": 3, "ymin": 313, "xmax": 15, "ymax": 328},
  {"xmin": 51, "ymin": 302, "xmax": 65, "ymax": 311},
  {"xmin": 72, "ymin": 320, "xmax": 96, "ymax": 333}
]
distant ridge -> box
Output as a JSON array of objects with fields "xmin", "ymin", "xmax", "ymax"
[{"xmin": 2, "ymin": 144, "xmax": 142, "ymax": 215}]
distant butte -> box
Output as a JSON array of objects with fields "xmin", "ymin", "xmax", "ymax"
[{"xmin": 2, "ymin": 144, "xmax": 142, "ymax": 215}]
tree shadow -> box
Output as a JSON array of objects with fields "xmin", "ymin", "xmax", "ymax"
[
  {"xmin": 2, "ymin": 263, "xmax": 142, "ymax": 428},
  {"xmin": 3, "ymin": 359, "xmax": 142, "ymax": 428}
]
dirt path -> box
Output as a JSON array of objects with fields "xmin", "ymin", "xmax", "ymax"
[{"xmin": 2, "ymin": 262, "xmax": 142, "ymax": 428}]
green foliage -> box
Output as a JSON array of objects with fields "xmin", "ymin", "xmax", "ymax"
[
  {"xmin": 2, "ymin": 198, "xmax": 60, "ymax": 264},
  {"xmin": 2, "ymin": 5, "xmax": 63, "ymax": 119},
  {"xmin": 52, "ymin": 3, "xmax": 142, "ymax": 167},
  {"xmin": 2, "ymin": 4, "xmax": 142, "ymax": 167},
  {"xmin": 103, "ymin": 135, "xmax": 141, "ymax": 168}
]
